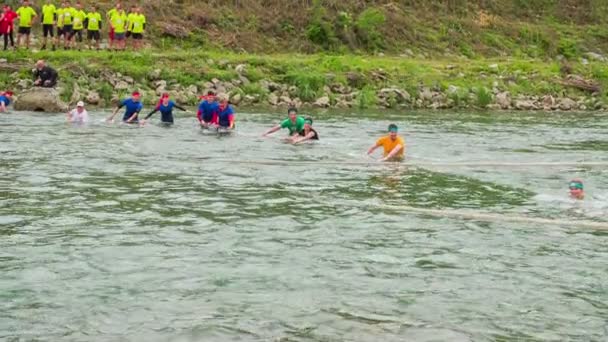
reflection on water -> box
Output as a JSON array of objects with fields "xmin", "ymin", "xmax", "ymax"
[{"xmin": 0, "ymin": 110, "xmax": 607, "ymax": 341}]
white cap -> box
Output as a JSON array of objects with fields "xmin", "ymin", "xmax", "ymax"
[{"xmin": 76, "ymin": 101, "xmax": 84, "ymax": 107}]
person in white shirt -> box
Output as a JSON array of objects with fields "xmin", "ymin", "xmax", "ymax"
[{"xmin": 66, "ymin": 101, "xmax": 89, "ymax": 123}]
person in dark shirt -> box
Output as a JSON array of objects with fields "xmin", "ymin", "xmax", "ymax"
[
  {"xmin": 290, "ymin": 117, "xmax": 319, "ymax": 144},
  {"xmin": 33, "ymin": 60, "xmax": 58, "ymax": 88},
  {"xmin": 141, "ymin": 93, "xmax": 187, "ymax": 125},
  {"xmin": 106, "ymin": 91, "xmax": 143, "ymax": 123}
]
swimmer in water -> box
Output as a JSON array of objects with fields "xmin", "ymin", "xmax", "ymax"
[{"xmin": 569, "ymin": 179, "xmax": 585, "ymax": 200}]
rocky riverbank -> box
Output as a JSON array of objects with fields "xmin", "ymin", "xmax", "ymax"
[{"xmin": 2, "ymin": 51, "xmax": 606, "ymax": 112}]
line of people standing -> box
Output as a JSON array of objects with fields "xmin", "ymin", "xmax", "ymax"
[{"xmin": 0, "ymin": 1, "xmax": 146, "ymax": 51}]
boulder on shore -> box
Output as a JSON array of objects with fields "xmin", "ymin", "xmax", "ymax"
[{"xmin": 13, "ymin": 88, "xmax": 68, "ymax": 112}]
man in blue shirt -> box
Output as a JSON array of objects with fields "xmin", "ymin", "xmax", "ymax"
[
  {"xmin": 196, "ymin": 91, "xmax": 219, "ymax": 127},
  {"xmin": 0, "ymin": 90, "xmax": 13, "ymax": 112},
  {"xmin": 107, "ymin": 91, "xmax": 143, "ymax": 123}
]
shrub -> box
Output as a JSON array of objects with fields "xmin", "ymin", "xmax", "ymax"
[
  {"xmin": 305, "ymin": 0, "xmax": 337, "ymax": 49},
  {"xmin": 355, "ymin": 8, "xmax": 386, "ymax": 50},
  {"xmin": 357, "ymin": 85, "xmax": 377, "ymax": 109},
  {"xmin": 474, "ymin": 87, "xmax": 492, "ymax": 108},
  {"xmin": 557, "ymin": 38, "xmax": 579, "ymax": 59}
]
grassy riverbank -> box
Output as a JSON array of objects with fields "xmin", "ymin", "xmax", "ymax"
[{"xmin": 1, "ymin": 49, "xmax": 607, "ymax": 110}]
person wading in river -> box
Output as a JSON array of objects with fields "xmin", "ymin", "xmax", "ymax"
[
  {"xmin": 569, "ymin": 179, "xmax": 585, "ymax": 200},
  {"xmin": 367, "ymin": 124, "xmax": 406, "ymax": 162},
  {"xmin": 0, "ymin": 90, "xmax": 13, "ymax": 112},
  {"xmin": 107, "ymin": 91, "xmax": 143, "ymax": 124},
  {"xmin": 289, "ymin": 117, "xmax": 319, "ymax": 144},
  {"xmin": 66, "ymin": 101, "xmax": 89, "ymax": 124},
  {"xmin": 140, "ymin": 93, "xmax": 188, "ymax": 126},
  {"xmin": 262, "ymin": 107, "xmax": 305, "ymax": 137}
]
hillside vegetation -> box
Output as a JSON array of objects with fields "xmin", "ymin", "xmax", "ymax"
[{"xmin": 28, "ymin": 0, "xmax": 607, "ymax": 58}]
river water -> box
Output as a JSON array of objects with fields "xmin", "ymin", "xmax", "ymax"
[{"xmin": 1, "ymin": 110, "xmax": 607, "ymax": 341}]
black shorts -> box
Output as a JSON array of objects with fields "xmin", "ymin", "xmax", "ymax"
[
  {"xmin": 70, "ymin": 29, "xmax": 83, "ymax": 41},
  {"xmin": 18, "ymin": 27, "xmax": 31, "ymax": 35},
  {"xmin": 132, "ymin": 33, "xmax": 143, "ymax": 40},
  {"xmin": 63, "ymin": 25, "xmax": 73, "ymax": 35},
  {"xmin": 43, "ymin": 24, "xmax": 54, "ymax": 37},
  {"xmin": 126, "ymin": 31, "xmax": 131, "ymax": 38},
  {"xmin": 87, "ymin": 30, "xmax": 100, "ymax": 40}
]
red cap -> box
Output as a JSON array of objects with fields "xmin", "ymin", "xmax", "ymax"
[
  {"xmin": 161, "ymin": 92, "xmax": 170, "ymax": 98},
  {"xmin": 5, "ymin": 91, "xmax": 13, "ymax": 96},
  {"xmin": 132, "ymin": 91, "xmax": 140, "ymax": 97}
]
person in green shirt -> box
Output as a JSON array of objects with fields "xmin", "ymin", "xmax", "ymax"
[
  {"xmin": 41, "ymin": 0, "xmax": 56, "ymax": 50},
  {"xmin": 85, "ymin": 5, "xmax": 102, "ymax": 50},
  {"xmin": 130, "ymin": 7, "xmax": 145, "ymax": 50},
  {"xmin": 110, "ymin": 8, "xmax": 127, "ymax": 50},
  {"xmin": 15, "ymin": 0, "xmax": 37, "ymax": 49},
  {"xmin": 106, "ymin": 2, "xmax": 122, "ymax": 50},
  {"xmin": 262, "ymin": 108, "xmax": 306, "ymax": 137},
  {"xmin": 59, "ymin": 0, "xmax": 75, "ymax": 49},
  {"xmin": 69, "ymin": 1, "xmax": 86, "ymax": 50}
]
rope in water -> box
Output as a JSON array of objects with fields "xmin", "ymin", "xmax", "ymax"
[
  {"xmin": 206, "ymin": 159, "xmax": 608, "ymax": 168},
  {"xmin": 380, "ymin": 205, "xmax": 608, "ymax": 230}
]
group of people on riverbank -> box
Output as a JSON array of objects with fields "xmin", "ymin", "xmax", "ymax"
[{"xmin": 0, "ymin": 1, "xmax": 145, "ymax": 51}]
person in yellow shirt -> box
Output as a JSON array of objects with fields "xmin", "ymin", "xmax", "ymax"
[
  {"xmin": 130, "ymin": 7, "xmax": 146, "ymax": 50},
  {"xmin": 41, "ymin": 0, "xmax": 56, "ymax": 50},
  {"xmin": 85, "ymin": 5, "xmax": 102, "ymax": 50},
  {"xmin": 106, "ymin": 2, "xmax": 122, "ymax": 50},
  {"xmin": 110, "ymin": 8, "xmax": 127, "ymax": 50},
  {"xmin": 69, "ymin": 1, "xmax": 86, "ymax": 50},
  {"xmin": 367, "ymin": 124, "xmax": 406, "ymax": 162},
  {"xmin": 59, "ymin": 0, "xmax": 75, "ymax": 49},
  {"xmin": 125, "ymin": 5, "xmax": 136, "ymax": 42},
  {"xmin": 15, "ymin": 0, "xmax": 37, "ymax": 49},
  {"xmin": 55, "ymin": 5, "xmax": 64, "ymax": 48}
]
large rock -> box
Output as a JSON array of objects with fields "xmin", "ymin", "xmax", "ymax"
[
  {"xmin": 86, "ymin": 91, "xmax": 101, "ymax": 105},
  {"xmin": 115, "ymin": 81, "xmax": 129, "ymax": 91},
  {"xmin": 268, "ymin": 93, "xmax": 279, "ymax": 106},
  {"xmin": 514, "ymin": 99, "xmax": 536, "ymax": 111},
  {"xmin": 585, "ymin": 52, "xmax": 607, "ymax": 62},
  {"xmin": 230, "ymin": 93, "xmax": 242, "ymax": 105},
  {"xmin": 419, "ymin": 87, "xmax": 433, "ymax": 101},
  {"xmin": 314, "ymin": 96, "xmax": 330, "ymax": 108},
  {"xmin": 13, "ymin": 88, "xmax": 68, "ymax": 112},
  {"xmin": 379, "ymin": 88, "xmax": 411, "ymax": 103},
  {"xmin": 558, "ymin": 98, "xmax": 577, "ymax": 111},
  {"xmin": 541, "ymin": 95, "xmax": 555, "ymax": 110},
  {"xmin": 495, "ymin": 92, "xmax": 511, "ymax": 109}
]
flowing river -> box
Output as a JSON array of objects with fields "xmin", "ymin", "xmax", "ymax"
[{"xmin": 1, "ymin": 110, "xmax": 607, "ymax": 341}]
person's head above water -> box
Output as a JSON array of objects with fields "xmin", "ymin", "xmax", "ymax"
[
  {"xmin": 288, "ymin": 107, "xmax": 298, "ymax": 121},
  {"xmin": 132, "ymin": 91, "xmax": 141, "ymax": 101},
  {"xmin": 304, "ymin": 117, "xmax": 313, "ymax": 130},
  {"xmin": 569, "ymin": 179, "xmax": 584, "ymax": 199},
  {"xmin": 388, "ymin": 124, "xmax": 398, "ymax": 139}
]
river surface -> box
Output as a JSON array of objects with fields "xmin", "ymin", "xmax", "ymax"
[{"xmin": 1, "ymin": 109, "xmax": 607, "ymax": 341}]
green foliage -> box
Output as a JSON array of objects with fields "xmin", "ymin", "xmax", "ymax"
[
  {"xmin": 337, "ymin": 11, "xmax": 353, "ymax": 30},
  {"xmin": 557, "ymin": 38, "xmax": 579, "ymax": 59},
  {"xmin": 60, "ymin": 80, "xmax": 74, "ymax": 102},
  {"xmin": 355, "ymin": 8, "xmax": 386, "ymax": 50},
  {"xmin": 356, "ymin": 85, "xmax": 377, "ymax": 109},
  {"xmin": 0, "ymin": 72, "xmax": 11, "ymax": 89},
  {"xmin": 306, "ymin": 0, "xmax": 337, "ymax": 49},
  {"xmin": 458, "ymin": 42, "xmax": 475, "ymax": 58},
  {"xmin": 285, "ymin": 70, "xmax": 325, "ymax": 101},
  {"xmin": 474, "ymin": 87, "xmax": 492, "ymax": 108},
  {"xmin": 98, "ymin": 82, "xmax": 114, "ymax": 103},
  {"xmin": 241, "ymin": 83, "xmax": 269, "ymax": 99}
]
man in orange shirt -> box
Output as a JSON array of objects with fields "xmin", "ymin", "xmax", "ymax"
[{"xmin": 367, "ymin": 124, "xmax": 405, "ymax": 162}]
